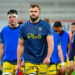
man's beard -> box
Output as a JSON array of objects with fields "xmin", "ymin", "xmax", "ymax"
[
  {"xmin": 9, "ymin": 22, "xmax": 15, "ymax": 26},
  {"xmin": 11, "ymin": 24, "xmax": 15, "ymax": 26},
  {"xmin": 9, "ymin": 22, "xmax": 15, "ymax": 27},
  {"xmin": 30, "ymin": 16, "xmax": 39, "ymax": 22}
]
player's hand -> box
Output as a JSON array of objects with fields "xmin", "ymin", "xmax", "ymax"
[
  {"xmin": 21, "ymin": 60, "xmax": 24, "ymax": 67},
  {"xmin": 43, "ymin": 57, "xmax": 50, "ymax": 64},
  {"xmin": 68, "ymin": 66, "xmax": 74, "ymax": 73},
  {"xmin": 16, "ymin": 64, "xmax": 21, "ymax": 71},
  {"xmin": 60, "ymin": 66, "xmax": 65, "ymax": 72},
  {"xmin": 70, "ymin": 61, "xmax": 74, "ymax": 69},
  {"xmin": 67, "ymin": 61, "xmax": 74, "ymax": 73}
]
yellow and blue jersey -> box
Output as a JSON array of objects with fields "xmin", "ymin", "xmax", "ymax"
[{"xmin": 19, "ymin": 19, "xmax": 52, "ymax": 64}]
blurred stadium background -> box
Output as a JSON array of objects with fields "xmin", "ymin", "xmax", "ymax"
[
  {"xmin": 0, "ymin": 0, "xmax": 75, "ymax": 32},
  {"xmin": 0, "ymin": 0, "xmax": 75, "ymax": 75}
]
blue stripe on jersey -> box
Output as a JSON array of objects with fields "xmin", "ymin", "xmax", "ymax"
[
  {"xmin": 57, "ymin": 30, "xmax": 70, "ymax": 63},
  {"xmin": 19, "ymin": 19, "xmax": 52, "ymax": 64},
  {"xmin": 0, "ymin": 25, "xmax": 20, "ymax": 61},
  {"xmin": 50, "ymin": 30, "xmax": 61, "ymax": 64}
]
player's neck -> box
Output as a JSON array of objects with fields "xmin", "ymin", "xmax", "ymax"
[
  {"xmin": 9, "ymin": 23, "xmax": 19, "ymax": 28},
  {"xmin": 30, "ymin": 18, "xmax": 40, "ymax": 23}
]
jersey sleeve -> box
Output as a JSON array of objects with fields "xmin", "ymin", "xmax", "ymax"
[
  {"xmin": 0, "ymin": 29, "xmax": 4, "ymax": 44},
  {"xmin": 45, "ymin": 23, "xmax": 53, "ymax": 36},
  {"xmin": 19, "ymin": 25, "xmax": 24, "ymax": 40}
]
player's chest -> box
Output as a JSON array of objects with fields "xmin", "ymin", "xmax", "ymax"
[{"xmin": 23, "ymin": 26, "xmax": 47, "ymax": 39}]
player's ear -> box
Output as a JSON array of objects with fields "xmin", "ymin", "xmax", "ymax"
[{"xmin": 39, "ymin": 11, "xmax": 41, "ymax": 14}]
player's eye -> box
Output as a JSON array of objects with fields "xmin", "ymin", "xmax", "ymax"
[
  {"xmin": 34, "ymin": 11, "xmax": 38, "ymax": 13},
  {"xmin": 30, "ymin": 11, "xmax": 38, "ymax": 13},
  {"xmin": 30, "ymin": 11, "xmax": 33, "ymax": 12}
]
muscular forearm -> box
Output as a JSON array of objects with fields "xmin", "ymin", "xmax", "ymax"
[
  {"xmin": 58, "ymin": 45, "xmax": 64, "ymax": 62},
  {"xmin": 47, "ymin": 35, "xmax": 54, "ymax": 58},
  {"xmin": 47, "ymin": 46, "xmax": 53, "ymax": 58},
  {"xmin": 17, "ymin": 44, "xmax": 24, "ymax": 65},
  {"xmin": 0, "ymin": 44, "xmax": 4, "ymax": 62}
]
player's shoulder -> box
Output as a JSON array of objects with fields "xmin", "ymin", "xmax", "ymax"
[
  {"xmin": 63, "ymin": 30, "xmax": 69, "ymax": 36},
  {"xmin": 1, "ymin": 25, "xmax": 9, "ymax": 31},
  {"xmin": 41, "ymin": 19, "xmax": 50, "ymax": 26},
  {"xmin": 20, "ymin": 20, "xmax": 30, "ymax": 28},
  {"xmin": 40, "ymin": 19, "xmax": 51, "ymax": 30},
  {"xmin": 53, "ymin": 30, "xmax": 58, "ymax": 35},
  {"xmin": 53, "ymin": 30, "xmax": 59, "ymax": 37},
  {"xmin": 53, "ymin": 30, "xmax": 57, "ymax": 35}
]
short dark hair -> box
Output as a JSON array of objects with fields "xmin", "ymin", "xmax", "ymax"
[
  {"xmin": 30, "ymin": 4, "xmax": 40, "ymax": 10},
  {"xmin": 7, "ymin": 9, "xmax": 18, "ymax": 15},
  {"xmin": 53, "ymin": 21, "xmax": 62, "ymax": 27},
  {"xmin": 71, "ymin": 22, "xmax": 75, "ymax": 26}
]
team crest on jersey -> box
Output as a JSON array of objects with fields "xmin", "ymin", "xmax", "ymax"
[{"xmin": 39, "ymin": 27, "xmax": 42, "ymax": 31}]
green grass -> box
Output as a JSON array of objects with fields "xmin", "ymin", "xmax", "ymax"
[
  {"xmin": 72, "ymin": 70, "xmax": 75, "ymax": 75},
  {"xmin": 66, "ymin": 70, "xmax": 75, "ymax": 75}
]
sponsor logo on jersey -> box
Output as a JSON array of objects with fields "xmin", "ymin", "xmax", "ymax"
[{"xmin": 27, "ymin": 33, "xmax": 41, "ymax": 39}]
